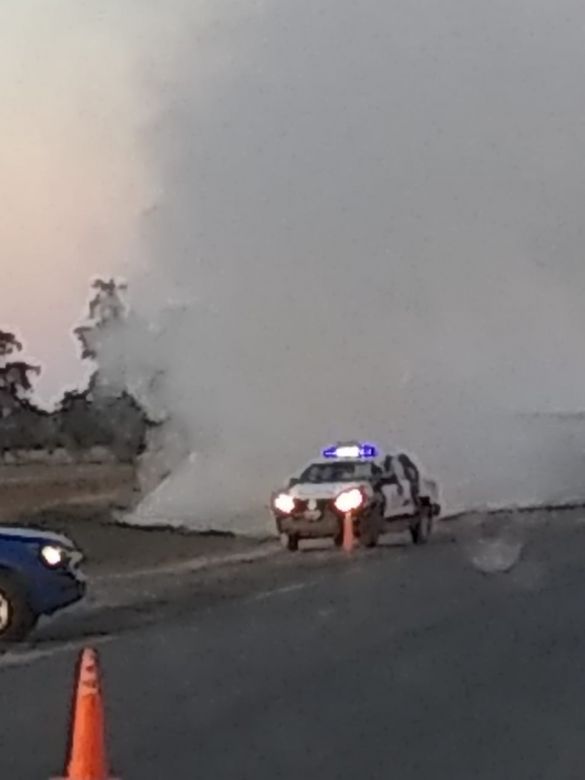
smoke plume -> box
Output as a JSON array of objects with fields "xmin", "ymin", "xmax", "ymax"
[{"xmin": 107, "ymin": 0, "xmax": 585, "ymax": 533}]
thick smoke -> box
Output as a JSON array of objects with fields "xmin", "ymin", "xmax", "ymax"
[{"xmin": 114, "ymin": 0, "xmax": 585, "ymax": 533}]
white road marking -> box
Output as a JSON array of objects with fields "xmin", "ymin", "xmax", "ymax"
[
  {"xmin": 250, "ymin": 581, "xmax": 314, "ymax": 602},
  {"xmin": 0, "ymin": 635, "xmax": 113, "ymax": 670},
  {"xmin": 92, "ymin": 544, "xmax": 280, "ymax": 583}
]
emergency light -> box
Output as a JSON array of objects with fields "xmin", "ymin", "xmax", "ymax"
[{"xmin": 322, "ymin": 443, "xmax": 378, "ymax": 459}]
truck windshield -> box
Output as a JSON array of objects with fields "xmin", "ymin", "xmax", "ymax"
[{"xmin": 299, "ymin": 461, "xmax": 374, "ymax": 483}]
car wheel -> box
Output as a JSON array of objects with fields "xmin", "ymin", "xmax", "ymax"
[
  {"xmin": 286, "ymin": 534, "xmax": 300, "ymax": 552},
  {"xmin": 409, "ymin": 510, "xmax": 433, "ymax": 545},
  {"xmin": 0, "ymin": 573, "xmax": 37, "ymax": 643}
]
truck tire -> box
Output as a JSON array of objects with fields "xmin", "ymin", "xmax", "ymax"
[
  {"xmin": 286, "ymin": 534, "xmax": 300, "ymax": 552},
  {"xmin": 0, "ymin": 573, "xmax": 37, "ymax": 643},
  {"xmin": 360, "ymin": 507, "xmax": 382, "ymax": 548},
  {"xmin": 409, "ymin": 510, "xmax": 433, "ymax": 545}
]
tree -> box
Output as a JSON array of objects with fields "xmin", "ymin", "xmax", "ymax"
[
  {"xmin": 0, "ymin": 329, "xmax": 40, "ymax": 410},
  {"xmin": 56, "ymin": 388, "xmax": 107, "ymax": 455},
  {"xmin": 0, "ymin": 330, "xmax": 22, "ymax": 356},
  {"xmin": 74, "ymin": 278, "xmax": 128, "ymax": 362},
  {"xmin": 58, "ymin": 278, "xmax": 153, "ymax": 461},
  {"xmin": 0, "ymin": 329, "xmax": 50, "ymax": 454},
  {"xmin": 73, "ymin": 276, "xmax": 133, "ymax": 400},
  {"xmin": 56, "ymin": 385, "xmax": 152, "ymax": 461}
]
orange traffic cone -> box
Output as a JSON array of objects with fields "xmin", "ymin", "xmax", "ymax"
[
  {"xmin": 54, "ymin": 647, "xmax": 116, "ymax": 780},
  {"xmin": 342, "ymin": 512, "xmax": 355, "ymax": 552}
]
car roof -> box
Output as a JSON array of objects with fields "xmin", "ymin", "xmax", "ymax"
[
  {"xmin": 300, "ymin": 448, "xmax": 406, "ymax": 467},
  {"xmin": 308, "ymin": 455, "xmax": 381, "ymax": 465},
  {"xmin": 292, "ymin": 455, "xmax": 385, "ymax": 477},
  {"xmin": 0, "ymin": 526, "xmax": 74, "ymax": 547}
]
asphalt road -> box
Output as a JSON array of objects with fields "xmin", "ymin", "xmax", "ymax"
[{"xmin": 2, "ymin": 509, "xmax": 585, "ymax": 779}]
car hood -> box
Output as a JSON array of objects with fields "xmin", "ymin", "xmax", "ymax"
[
  {"xmin": 288, "ymin": 481, "xmax": 370, "ymax": 500},
  {"xmin": 0, "ymin": 526, "xmax": 76, "ymax": 548}
]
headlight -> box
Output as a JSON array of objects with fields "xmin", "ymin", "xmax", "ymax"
[
  {"xmin": 273, "ymin": 493, "xmax": 296, "ymax": 514},
  {"xmin": 40, "ymin": 544, "xmax": 66, "ymax": 568},
  {"xmin": 334, "ymin": 488, "xmax": 364, "ymax": 514}
]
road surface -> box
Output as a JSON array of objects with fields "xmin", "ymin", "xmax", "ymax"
[{"xmin": 2, "ymin": 509, "xmax": 585, "ymax": 779}]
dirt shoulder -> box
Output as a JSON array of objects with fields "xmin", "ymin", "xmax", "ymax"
[
  {"xmin": 0, "ymin": 462, "xmax": 137, "ymax": 521},
  {"xmin": 0, "ymin": 462, "xmax": 274, "ymax": 577},
  {"xmin": 6, "ymin": 505, "xmax": 267, "ymax": 575}
]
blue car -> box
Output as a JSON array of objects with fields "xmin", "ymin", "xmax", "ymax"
[{"xmin": 0, "ymin": 526, "xmax": 86, "ymax": 642}]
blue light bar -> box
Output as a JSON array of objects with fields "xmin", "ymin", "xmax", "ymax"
[
  {"xmin": 322, "ymin": 443, "xmax": 378, "ymax": 459},
  {"xmin": 360, "ymin": 444, "xmax": 378, "ymax": 458}
]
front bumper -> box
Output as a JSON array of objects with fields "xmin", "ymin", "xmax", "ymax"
[
  {"xmin": 33, "ymin": 570, "xmax": 87, "ymax": 616},
  {"xmin": 276, "ymin": 509, "xmax": 341, "ymax": 539}
]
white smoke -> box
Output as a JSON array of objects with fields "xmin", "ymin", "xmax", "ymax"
[{"xmin": 97, "ymin": 0, "xmax": 585, "ymax": 533}]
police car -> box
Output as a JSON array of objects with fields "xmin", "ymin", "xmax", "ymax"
[
  {"xmin": 271, "ymin": 442, "xmax": 441, "ymax": 551},
  {"xmin": 0, "ymin": 526, "xmax": 86, "ymax": 642}
]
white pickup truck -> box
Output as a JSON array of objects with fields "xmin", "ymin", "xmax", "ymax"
[{"xmin": 271, "ymin": 442, "xmax": 442, "ymax": 551}]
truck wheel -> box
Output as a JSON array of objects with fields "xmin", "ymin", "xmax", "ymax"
[
  {"xmin": 360, "ymin": 508, "xmax": 382, "ymax": 548},
  {"xmin": 286, "ymin": 534, "xmax": 300, "ymax": 552},
  {"xmin": 410, "ymin": 510, "xmax": 433, "ymax": 545},
  {"xmin": 0, "ymin": 574, "xmax": 37, "ymax": 643}
]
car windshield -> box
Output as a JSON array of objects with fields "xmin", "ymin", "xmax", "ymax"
[{"xmin": 298, "ymin": 461, "xmax": 374, "ymax": 483}]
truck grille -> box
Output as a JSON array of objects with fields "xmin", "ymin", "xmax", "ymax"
[{"xmin": 291, "ymin": 498, "xmax": 333, "ymax": 518}]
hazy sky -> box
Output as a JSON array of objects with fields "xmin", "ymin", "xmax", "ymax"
[
  {"xmin": 0, "ymin": 1, "xmax": 157, "ymax": 402},
  {"xmin": 1, "ymin": 1, "xmax": 261, "ymax": 403},
  {"xmin": 4, "ymin": 0, "xmax": 585, "ymax": 408}
]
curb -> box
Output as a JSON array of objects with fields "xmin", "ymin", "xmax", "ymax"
[{"xmin": 439, "ymin": 501, "xmax": 585, "ymax": 523}]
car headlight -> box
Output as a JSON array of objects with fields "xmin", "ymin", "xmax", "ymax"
[
  {"xmin": 40, "ymin": 544, "xmax": 66, "ymax": 568},
  {"xmin": 334, "ymin": 488, "xmax": 365, "ymax": 514},
  {"xmin": 273, "ymin": 493, "xmax": 296, "ymax": 514}
]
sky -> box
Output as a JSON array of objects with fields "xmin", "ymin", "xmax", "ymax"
[
  {"xmin": 0, "ymin": 1, "xmax": 157, "ymax": 402},
  {"xmin": 4, "ymin": 1, "xmax": 585, "ymax": 524}
]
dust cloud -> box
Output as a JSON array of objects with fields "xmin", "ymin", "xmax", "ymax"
[{"xmin": 110, "ymin": 0, "xmax": 585, "ymax": 533}]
